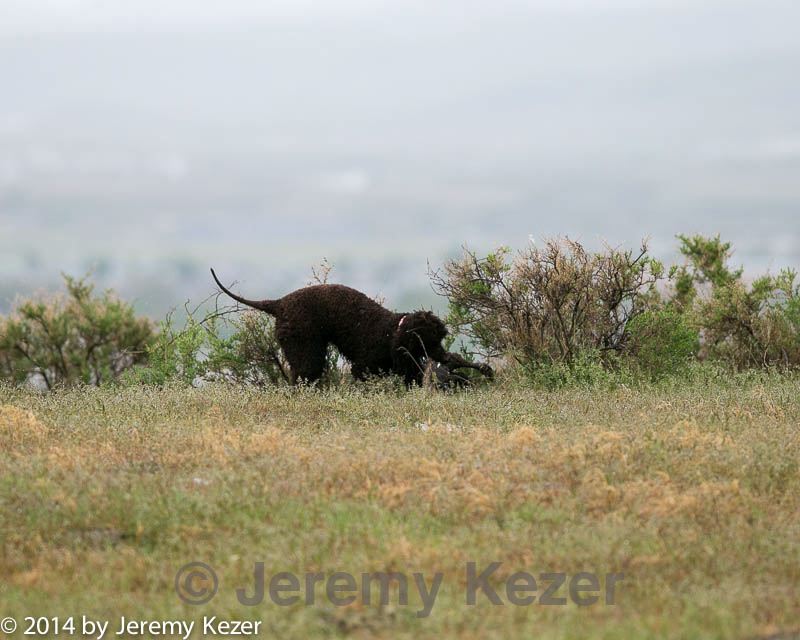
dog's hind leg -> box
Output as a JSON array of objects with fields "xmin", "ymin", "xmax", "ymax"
[{"xmin": 279, "ymin": 337, "xmax": 328, "ymax": 385}]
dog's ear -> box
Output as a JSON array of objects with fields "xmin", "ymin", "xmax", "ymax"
[
  {"xmin": 392, "ymin": 311, "xmax": 446, "ymax": 354},
  {"xmin": 392, "ymin": 311, "xmax": 449, "ymax": 383},
  {"xmin": 391, "ymin": 312, "xmax": 423, "ymax": 361},
  {"xmin": 391, "ymin": 313, "xmax": 423, "ymax": 382},
  {"xmin": 392, "ymin": 313, "xmax": 418, "ymax": 354}
]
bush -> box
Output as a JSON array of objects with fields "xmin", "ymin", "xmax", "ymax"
[
  {"xmin": 520, "ymin": 349, "xmax": 632, "ymax": 390},
  {"xmin": 431, "ymin": 237, "xmax": 664, "ymax": 369},
  {"xmin": 432, "ymin": 234, "xmax": 800, "ymax": 382},
  {"xmin": 672, "ymin": 235, "xmax": 800, "ymax": 369},
  {"xmin": 671, "ymin": 234, "xmax": 742, "ymax": 308},
  {"xmin": 624, "ymin": 308, "xmax": 699, "ymax": 380},
  {"xmin": 204, "ymin": 310, "xmax": 291, "ymax": 386},
  {"xmin": 128, "ymin": 304, "xmax": 344, "ymax": 388},
  {"xmin": 0, "ymin": 275, "xmax": 155, "ymax": 389},
  {"xmin": 125, "ymin": 309, "xmax": 210, "ymax": 386},
  {"xmin": 126, "ymin": 305, "xmax": 291, "ymax": 387}
]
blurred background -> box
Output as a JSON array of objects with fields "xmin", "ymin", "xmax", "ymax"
[{"xmin": 1, "ymin": 0, "xmax": 799, "ymax": 316}]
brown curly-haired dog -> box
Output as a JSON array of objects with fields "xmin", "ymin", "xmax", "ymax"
[{"xmin": 211, "ymin": 269, "xmax": 492, "ymax": 386}]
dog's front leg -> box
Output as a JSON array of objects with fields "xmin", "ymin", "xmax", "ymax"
[{"xmin": 439, "ymin": 351, "xmax": 494, "ymax": 379}]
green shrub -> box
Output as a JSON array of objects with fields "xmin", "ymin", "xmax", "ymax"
[
  {"xmin": 671, "ymin": 233, "xmax": 742, "ymax": 309},
  {"xmin": 203, "ymin": 310, "xmax": 290, "ymax": 386},
  {"xmin": 521, "ymin": 349, "xmax": 632, "ymax": 390},
  {"xmin": 126, "ymin": 306, "xmax": 290, "ymax": 387},
  {"xmin": 431, "ymin": 237, "xmax": 664, "ymax": 369},
  {"xmin": 672, "ymin": 235, "xmax": 800, "ymax": 369},
  {"xmin": 0, "ymin": 275, "xmax": 155, "ymax": 389},
  {"xmin": 127, "ymin": 303, "xmax": 348, "ymax": 388},
  {"xmin": 433, "ymin": 234, "xmax": 800, "ymax": 382},
  {"xmin": 124, "ymin": 310, "xmax": 208, "ymax": 386},
  {"xmin": 624, "ymin": 309, "xmax": 699, "ymax": 380}
]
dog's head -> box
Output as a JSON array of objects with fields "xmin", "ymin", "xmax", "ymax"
[{"xmin": 392, "ymin": 310, "xmax": 448, "ymax": 368}]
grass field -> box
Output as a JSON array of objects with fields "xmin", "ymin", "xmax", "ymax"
[{"xmin": 1, "ymin": 374, "xmax": 799, "ymax": 639}]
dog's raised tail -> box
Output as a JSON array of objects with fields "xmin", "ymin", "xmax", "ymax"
[{"xmin": 210, "ymin": 268, "xmax": 278, "ymax": 314}]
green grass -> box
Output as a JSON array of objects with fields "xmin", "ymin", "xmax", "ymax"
[{"xmin": 1, "ymin": 373, "xmax": 799, "ymax": 639}]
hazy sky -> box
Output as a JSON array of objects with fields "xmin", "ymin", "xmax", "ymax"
[
  {"xmin": 1, "ymin": 0, "xmax": 799, "ymax": 311},
  {"xmin": 3, "ymin": 1, "xmax": 756, "ymax": 32}
]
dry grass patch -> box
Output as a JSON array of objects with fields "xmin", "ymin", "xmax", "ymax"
[{"xmin": 0, "ymin": 378, "xmax": 798, "ymax": 639}]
